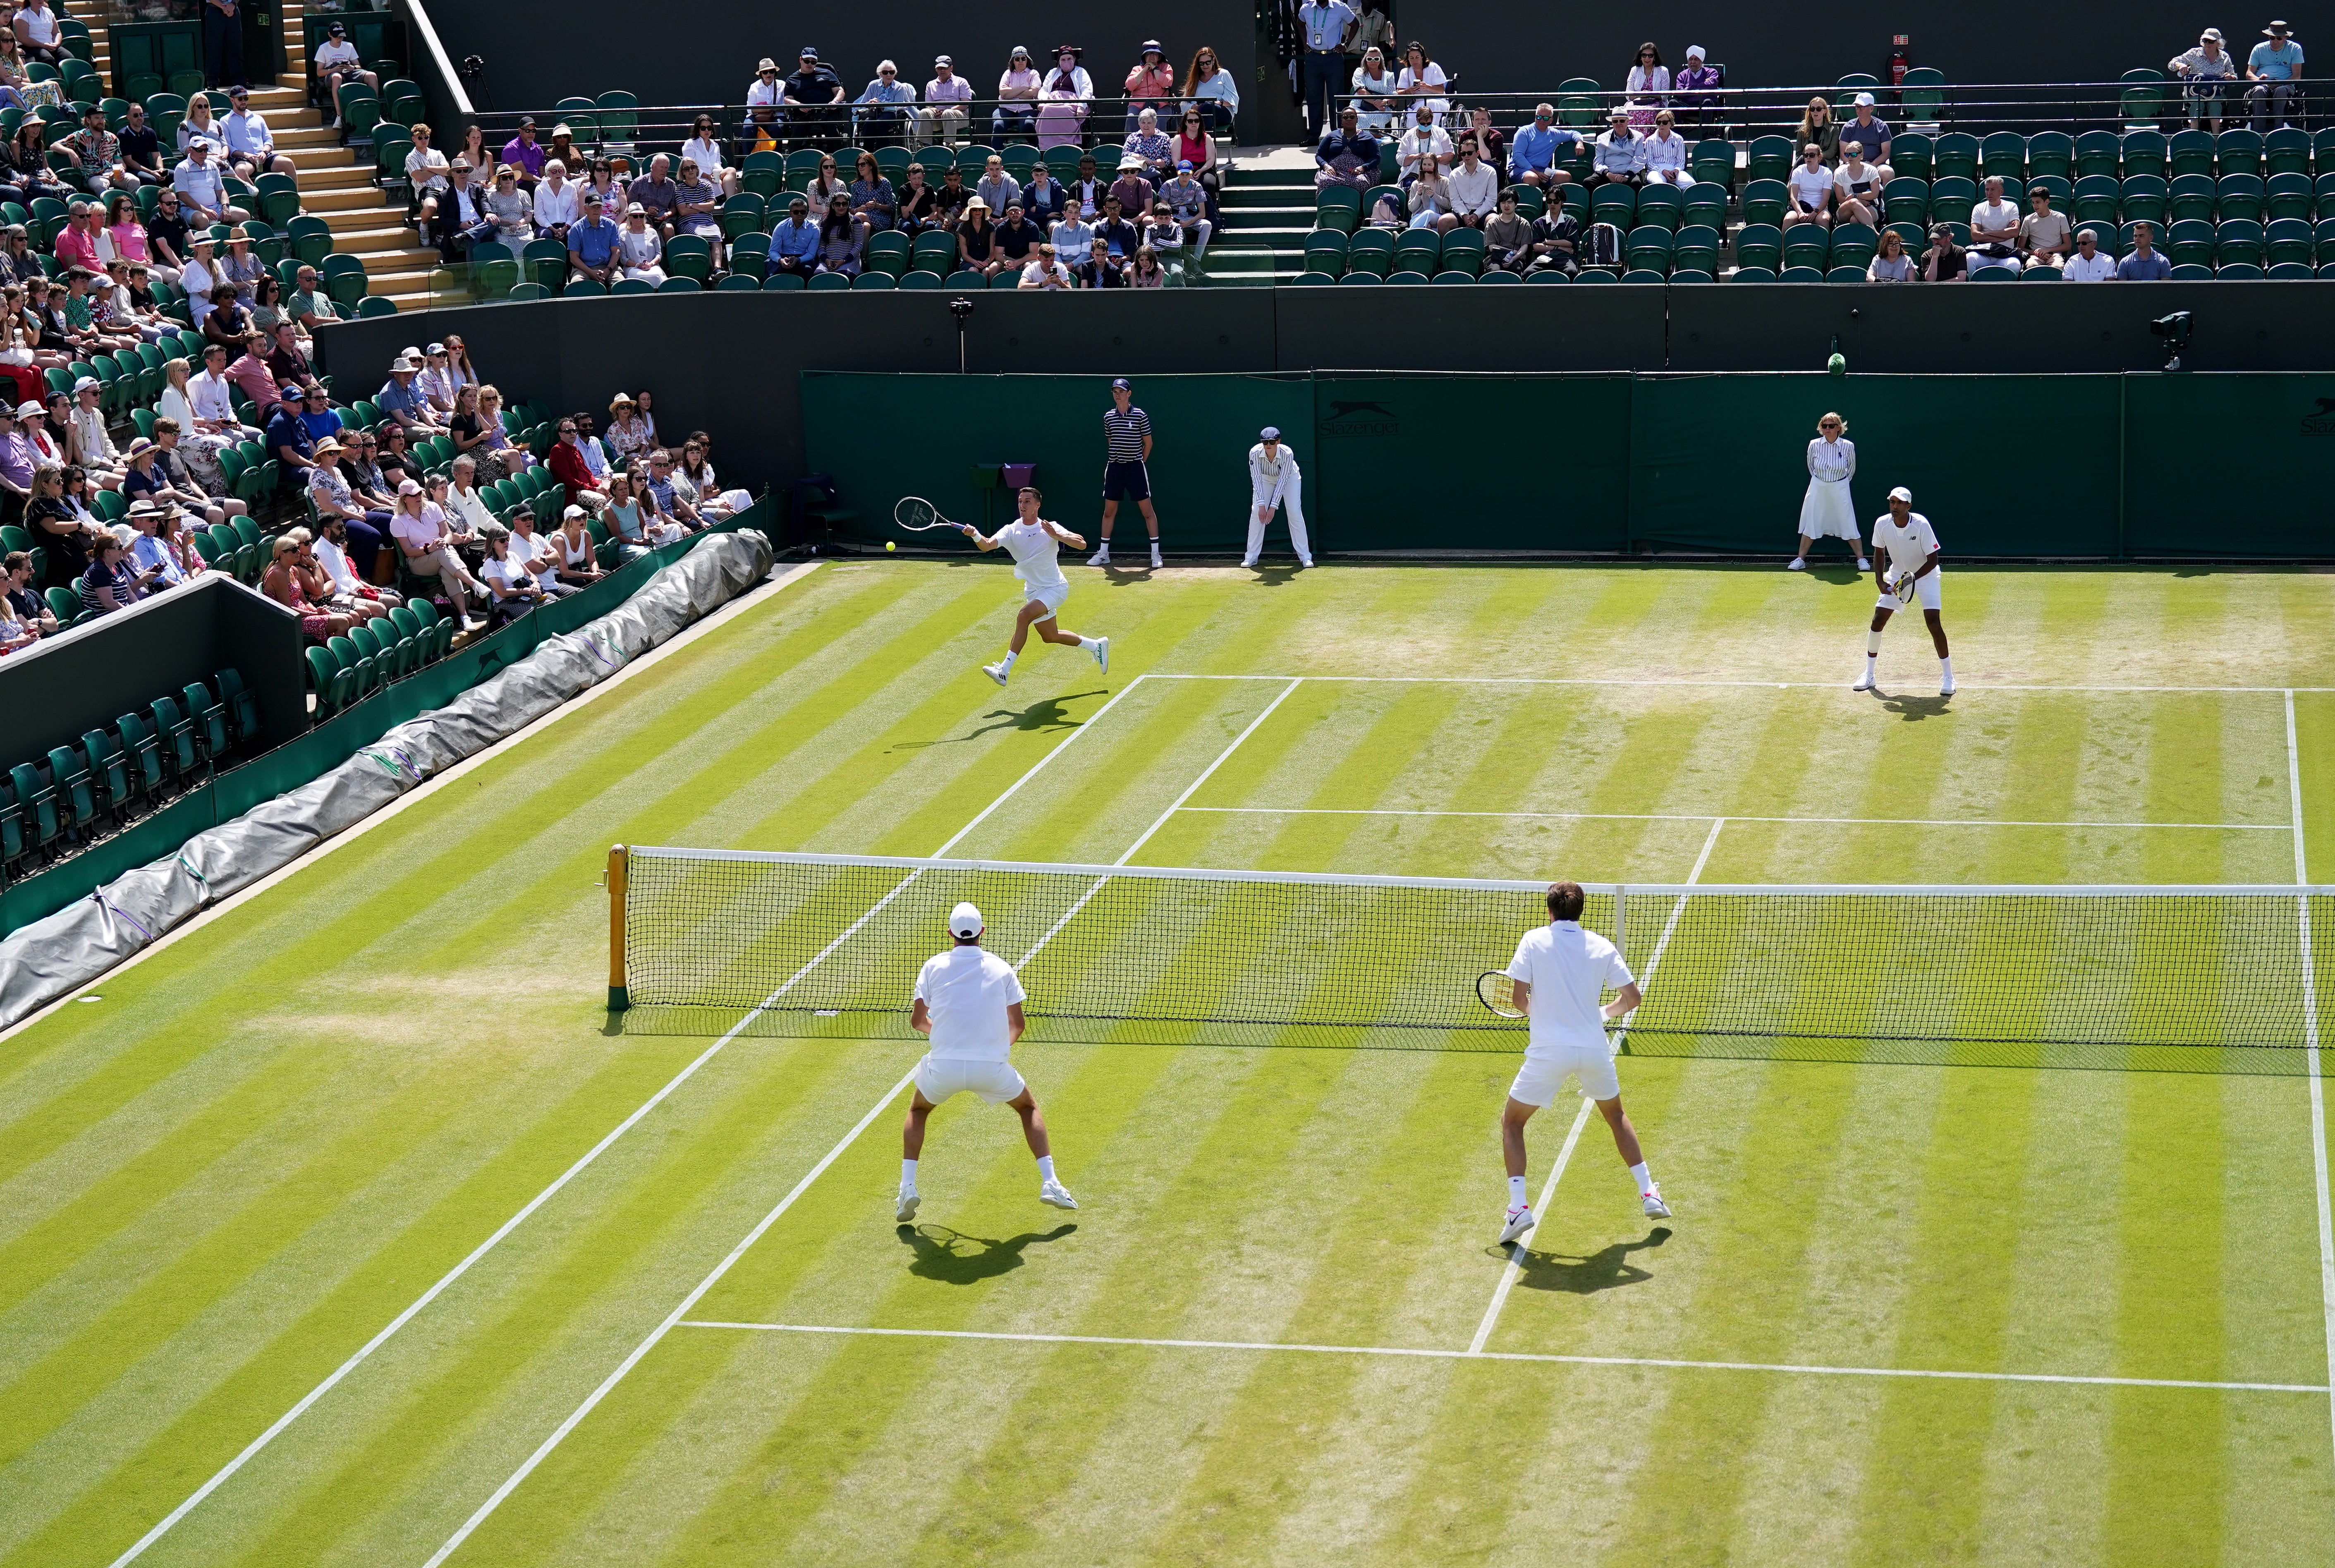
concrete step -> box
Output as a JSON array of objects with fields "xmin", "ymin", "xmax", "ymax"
[
  {"xmin": 330, "ymin": 223, "xmax": 417, "ymax": 254},
  {"xmin": 273, "ymin": 125, "xmax": 345, "ymax": 151},
  {"xmin": 299, "ymin": 184, "xmax": 389, "ymax": 213}
]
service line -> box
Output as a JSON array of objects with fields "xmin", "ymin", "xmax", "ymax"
[{"xmin": 1178, "ymin": 806, "xmax": 2291, "ymax": 833}]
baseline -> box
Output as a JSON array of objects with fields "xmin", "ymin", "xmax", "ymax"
[
  {"xmin": 674, "ymin": 1320, "xmax": 2331, "ymax": 1396},
  {"xmin": 1145, "ymin": 673, "xmax": 2325, "ymax": 696},
  {"xmin": 1179, "ymin": 806, "xmax": 2290, "ymax": 833}
]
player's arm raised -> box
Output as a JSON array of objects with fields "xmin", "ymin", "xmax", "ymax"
[{"xmin": 1041, "ymin": 519, "xmax": 1087, "ymax": 550}]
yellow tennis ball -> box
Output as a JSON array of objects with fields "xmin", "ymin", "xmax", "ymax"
[{"xmin": 885, "ymin": 540, "xmax": 897, "ymax": 552}]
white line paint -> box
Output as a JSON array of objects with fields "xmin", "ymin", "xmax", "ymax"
[
  {"xmin": 1145, "ymin": 673, "xmax": 2327, "ymax": 696},
  {"xmin": 1468, "ymin": 1100, "xmax": 1591, "ymax": 1355},
  {"xmin": 420, "ymin": 1071, "xmax": 918, "ymax": 1568},
  {"xmin": 1178, "ymin": 806, "xmax": 2291, "ymax": 833},
  {"xmin": 673, "ymin": 1321, "xmax": 2330, "ymax": 1395},
  {"xmin": 107, "ymin": 649, "xmax": 1142, "ymax": 1568},
  {"xmin": 422, "ymin": 675, "xmax": 1275, "ymax": 1563},
  {"xmin": 1469, "ymin": 818, "xmax": 1723, "ymax": 1356},
  {"xmin": 2284, "ymin": 689, "xmax": 2335, "ymax": 1467}
]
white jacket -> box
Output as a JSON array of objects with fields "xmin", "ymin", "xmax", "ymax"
[{"xmin": 1249, "ymin": 442, "xmax": 1300, "ymax": 504}]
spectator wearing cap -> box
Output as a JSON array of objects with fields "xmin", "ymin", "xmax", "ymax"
[
  {"xmin": 306, "ymin": 437, "xmax": 392, "ymax": 576},
  {"xmin": 1108, "ymin": 155, "xmax": 1153, "ymax": 219},
  {"xmin": 1394, "ymin": 101, "xmax": 1451, "ymax": 184},
  {"xmin": 67, "ymin": 373, "xmax": 124, "ymax": 486},
  {"xmin": 1507, "ymin": 103, "xmax": 1582, "ymax": 189},
  {"xmin": 221, "ymin": 84, "xmax": 292, "ymax": 180},
  {"xmin": 2247, "ymin": 21, "xmax": 2304, "ymax": 130},
  {"xmin": 314, "ymin": 21, "xmax": 376, "ymax": 126},
  {"xmin": 769, "ymin": 194, "xmax": 819, "ymax": 277},
  {"xmin": 783, "ymin": 46, "xmax": 846, "ymax": 148},
  {"xmin": 125, "ymin": 498, "xmax": 189, "ymax": 591},
  {"xmin": 484, "ymin": 162, "xmax": 534, "ymax": 244},
  {"xmin": 1159, "ymin": 162, "xmax": 1211, "ymax": 256},
  {"xmin": 566, "ymin": 192, "xmax": 620, "ymax": 285},
  {"xmin": 1839, "ymin": 92, "xmax": 1893, "ymax": 180},
  {"xmin": 918, "ymin": 55, "xmax": 974, "ymax": 150},
  {"xmin": 115, "ymin": 102, "xmax": 163, "ymax": 189},
  {"xmin": 994, "ymin": 47, "xmax": 1041, "ymax": 142},
  {"xmin": 1919, "ymin": 223, "xmax": 1967, "ymax": 281},
  {"xmin": 172, "ymin": 135, "xmax": 246, "ymax": 225},
  {"xmin": 746, "ymin": 57, "xmax": 785, "ymax": 136},
  {"xmin": 1038, "ymin": 47, "xmax": 1093, "ymax": 151},
  {"xmin": 1125, "ymin": 40, "xmax": 1176, "ymax": 134},
  {"xmin": 2169, "ymin": 29, "xmax": 2240, "ymax": 132},
  {"xmin": 854, "ymin": 60, "xmax": 915, "ymax": 149},
  {"xmin": 390, "ymin": 478, "xmax": 484, "ymax": 630},
  {"xmin": 64, "ymin": 103, "xmax": 130, "ymax": 196},
  {"xmin": 1673, "ymin": 45, "xmax": 1722, "ymax": 127},
  {"xmin": 506, "ymin": 507, "xmax": 577, "ymax": 598},
  {"xmin": 375, "ymin": 353, "xmax": 438, "ymax": 434},
  {"xmin": 1124, "ymin": 107, "xmax": 1176, "ymax": 182},
  {"xmin": 500, "ymin": 117, "xmax": 546, "ymax": 184},
  {"xmin": 151, "ymin": 416, "xmax": 241, "ymax": 528},
  {"xmin": 550, "ymin": 504, "xmax": 605, "ymax": 589},
  {"xmin": 617, "ymin": 203, "xmax": 667, "ymax": 284},
  {"xmin": 264, "ymin": 385, "xmax": 316, "ymax": 486},
  {"xmin": 1589, "ymin": 107, "xmax": 1646, "ymax": 189}
]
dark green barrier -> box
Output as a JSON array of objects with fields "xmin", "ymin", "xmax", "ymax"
[
  {"xmin": 0, "ymin": 501, "xmax": 770, "ymax": 935},
  {"xmin": 1628, "ymin": 374, "xmax": 2123, "ymax": 556},
  {"xmin": 801, "ymin": 372, "xmax": 1312, "ymax": 554},
  {"xmin": 2123, "ymin": 374, "xmax": 2335, "ymax": 558}
]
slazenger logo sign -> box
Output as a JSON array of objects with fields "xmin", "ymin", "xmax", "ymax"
[
  {"xmin": 2303, "ymin": 396, "xmax": 2335, "ymax": 435},
  {"xmin": 1320, "ymin": 399, "xmax": 1398, "ymax": 438}
]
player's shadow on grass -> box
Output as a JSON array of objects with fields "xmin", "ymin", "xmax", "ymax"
[
  {"xmin": 889, "ymin": 693, "xmax": 1109, "ymax": 750},
  {"xmin": 1506, "ymin": 1227, "xmax": 1672, "ymax": 1295},
  {"xmin": 897, "ymin": 1222, "xmax": 1076, "ymax": 1283},
  {"xmin": 1246, "ymin": 564, "xmax": 1302, "ymax": 589},
  {"xmin": 1872, "ymin": 691, "xmax": 1952, "ymax": 721}
]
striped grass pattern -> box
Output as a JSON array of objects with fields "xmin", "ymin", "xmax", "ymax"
[{"xmin": 1, "ymin": 560, "xmax": 2333, "ymax": 1566}]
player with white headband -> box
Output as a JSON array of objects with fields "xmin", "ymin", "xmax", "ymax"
[{"xmin": 1856, "ymin": 485, "xmax": 1954, "ymax": 696}]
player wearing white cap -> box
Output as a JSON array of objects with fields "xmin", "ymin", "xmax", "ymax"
[
  {"xmin": 1242, "ymin": 426, "xmax": 1313, "ymax": 569},
  {"xmin": 898, "ymin": 900, "xmax": 1078, "ymax": 1222},
  {"xmin": 1497, "ymin": 880, "xmax": 1668, "ymax": 1246},
  {"xmin": 959, "ymin": 484, "xmax": 1109, "ymax": 686},
  {"xmin": 1856, "ymin": 485, "xmax": 1954, "ymax": 695}
]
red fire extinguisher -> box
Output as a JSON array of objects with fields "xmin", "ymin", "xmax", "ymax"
[{"xmin": 1889, "ymin": 36, "xmax": 1912, "ymax": 86}]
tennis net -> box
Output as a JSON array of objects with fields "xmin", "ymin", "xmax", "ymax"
[{"xmin": 610, "ymin": 847, "xmax": 2330, "ymax": 1071}]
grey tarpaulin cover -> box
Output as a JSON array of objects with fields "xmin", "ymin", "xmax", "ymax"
[{"xmin": 0, "ymin": 530, "xmax": 773, "ymax": 1027}]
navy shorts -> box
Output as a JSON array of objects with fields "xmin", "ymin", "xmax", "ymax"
[{"xmin": 1102, "ymin": 460, "xmax": 1150, "ymax": 502}]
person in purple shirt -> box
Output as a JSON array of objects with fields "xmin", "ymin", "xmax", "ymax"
[{"xmin": 500, "ymin": 117, "xmax": 546, "ymax": 186}]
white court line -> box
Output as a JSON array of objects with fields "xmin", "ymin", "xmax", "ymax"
[
  {"xmin": 1467, "ymin": 818, "xmax": 1725, "ymax": 1357},
  {"xmin": 1179, "ymin": 806, "xmax": 2290, "ymax": 833},
  {"xmin": 674, "ymin": 1321, "xmax": 2330, "ymax": 1396},
  {"xmin": 1145, "ymin": 673, "xmax": 2330, "ymax": 696},
  {"xmin": 109, "ymin": 668, "xmax": 1149, "ymax": 1568},
  {"xmin": 423, "ymin": 674, "xmax": 1285, "ymax": 1564},
  {"xmin": 2284, "ymin": 689, "xmax": 2335, "ymax": 1467}
]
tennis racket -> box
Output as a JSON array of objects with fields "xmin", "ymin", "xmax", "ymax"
[
  {"xmin": 1892, "ymin": 569, "xmax": 1920, "ymax": 606},
  {"xmin": 895, "ymin": 496, "xmax": 969, "ymax": 533},
  {"xmin": 1476, "ymin": 971, "xmax": 1526, "ymax": 1020}
]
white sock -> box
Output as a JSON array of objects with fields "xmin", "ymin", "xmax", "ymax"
[
  {"xmin": 1865, "ymin": 631, "xmax": 1883, "ymax": 657},
  {"xmin": 901, "ymin": 1158, "xmax": 918, "ymax": 1191},
  {"xmin": 1508, "ymin": 1175, "xmax": 1528, "ymax": 1208},
  {"xmin": 1036, "ymin": 1154, "xmax": 1057, "ymax": 1183},
  {"xmin": 1000, "ymin": 649, "xmax": 1017, "ymax": 670},
  {"xmin": 1940, "ymin": 656, "xmax": 1954, "ymax": 677},
  {"xmin": 1629, "ymin": 1161, "xmax": 1653, "ymax": 1196},
  {"xmin": 1077, "ymin": 636, "xmax": 1098, "ymax": 652}
]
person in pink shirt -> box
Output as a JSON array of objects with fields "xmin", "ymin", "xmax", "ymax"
[
  {"xmin": 1123, "ymin": 39, "xmax": 1175, "ymax": 133},
  {"xmin": 103, "ymin": 192, "xmax": 149, "ymax": 267},
  {"xmin": 50, "ymin": 199, "xmax": 102, "ymax": 272},
  {"xmin": 225, "ymin": 331, "xmax": 280, "ymax": 419}
]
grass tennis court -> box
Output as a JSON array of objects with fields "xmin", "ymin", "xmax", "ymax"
[{"xmin": 4, "ymin": 559, "xmax": 2334, "ymax": 1566}]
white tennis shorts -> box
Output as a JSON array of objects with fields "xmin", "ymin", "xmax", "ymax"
[
  {"xmin": 1877, "ymin": 567, "xmax": 1943, "ymax": 612},
  {"xmin": 1020, "ymin": 579, "xmax": 1070, "ymax": 616},
  {"xmin": 1509, "ymin": 1041, "xmax": 1621, "ymax": 1106},
  {"xmin": 914, "ymin": 1054, "xmax": 1028, "ymax": 1106}
]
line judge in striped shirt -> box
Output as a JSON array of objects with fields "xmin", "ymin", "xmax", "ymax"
[{"xmin": 1089, "ymin": 377, "xmax": 1162, "ymax": 568}]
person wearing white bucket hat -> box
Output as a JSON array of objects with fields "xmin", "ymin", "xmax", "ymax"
[{"xmin": 897, "ymin": 900, "xmax": 1079, "ymax": 1223}]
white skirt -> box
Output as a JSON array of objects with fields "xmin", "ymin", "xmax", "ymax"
[{"xmin": 1798, "ymin": 478, "xmax": 1859, "ymax": 540}]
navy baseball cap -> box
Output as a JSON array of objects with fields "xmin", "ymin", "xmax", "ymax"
[
  {"xmin": 280, "ymin": 383, "xmax": 306, "ymax": 400},
  {"xmin": 1111, "ymin": 377, "xmax": 1131, "ymax": 390}
]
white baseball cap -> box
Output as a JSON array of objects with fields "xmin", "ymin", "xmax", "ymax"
[
  {"xmin": 947, "ymin": 902, "xmax": 984, "ymax": 938},
  {"xmin": 1854, "ymin": 91, "xmax": 1876, "ymax": 107},
  {"xmin": 1888, "ymin": 486, "xmax": 1912, "ymax": 503}
]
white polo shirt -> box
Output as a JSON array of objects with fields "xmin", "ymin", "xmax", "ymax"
[
  {"xmin": 1871, "ymin": 510, "xmax": 1940, "ymax": 577},
  {"xmin": 915, "ymin": 944, "xmax": 1026, "ymax": 1061},
  {"xmin": 995, "ymin": 518, "xmax": 1067, "ymax": 592},
  {"xmin": 2062, "ymin": 250, "xmax": 2116, "ymax": 280},
  {"xmin": 1505, "ymin": 920, "xmax": 1633, "ymax": 1055}
]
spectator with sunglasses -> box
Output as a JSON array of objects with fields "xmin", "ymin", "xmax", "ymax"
[{"xmin": 854, "ymin": 58, "xmax": 915, "ymax": 148}]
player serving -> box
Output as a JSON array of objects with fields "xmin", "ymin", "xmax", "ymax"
[
  {"xmin": 1496, "ymin": 881, "xmax": 1668, "ymax": 1246},
  {"xmin": 1855, "ymin": 485, "xmax": 1955, "ymax": 696},
  {"xmin": 898, "ymin": 901, "xmax": 1078, "ymax": 1222},
  {"xmin": 960, "ymin": 485, "xmax": 1110, "ymax": 687}
]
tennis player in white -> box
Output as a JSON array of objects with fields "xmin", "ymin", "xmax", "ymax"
[
  {"xmin": 960, "ymin": 485, "xmax": 1110, "ymax": 687},
  {"xmin": 1855, "ymin": 485, "xmax": 1954, "ymax": 697},
  {"xmin": 898, "ymin": 900, "xmax": 1077, "ymax": 1222},
  {"xmin": 1242, "ymin": 425, "xmax": 1313, "ymax": 569},
  {"xmin": 1498, "ymin": 880, "xmax": 1668, "ymax": 1245}
]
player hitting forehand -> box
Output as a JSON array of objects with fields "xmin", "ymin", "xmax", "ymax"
[
  {"xmin": 961, "ymin": 485, "xmax": 1109, "ymax": 686},
  {"xmin": 1497, "ymin": 880, "xmax": 1668, "ymax": 1246},
  {"xmin": 1855, "ymin": 485, "xmax": 1954, "ymax": 696},
  {"xmin": 899, "ymin": 901, "xmax": 1078, "ymax": 1221}
]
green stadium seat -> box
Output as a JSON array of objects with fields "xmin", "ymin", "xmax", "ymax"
[
  {"xmin": 1689, "ymin": 139, "xmax": 1733, "ymax": 187},
  {"xmin": 1289, "ymin": 271, "xmax": 1336, "ymax": 286},
  {"xmin": 1980, "ymin": 132, "xmax": 2027, "ymax": 181},
  {"xmin": 1384, "ymin": 270, "xmax": 1431, "ymax": 285},
  {"xmin": 1624, "ymin": 226, "xmax": 1671, "ymax": 271},
  {"xmin": 2073, "ymin": 129, "xmax": 2122, "ymax": 179},
  {"xmin": 2263, "ymin": 127, "xmax": 2311, "ymax": 177},
  {"xmin": 2215, "ymin": 261, "xmax": 2264, "ymax": 278},
  {"xmin": 2120, "ymin": 69, "xmax": 2165, "ymax": 130},
  {"xmin": 1522, "ymin": 268, "xmax": 1567, "ymax": 284},
  {"xmin": 1430, "ymin": 269, "xmax": 1474, "ymax": 285},
  {"xmin": 1828, "ymin": 222, "xmax": 1878, "ymax": 268},
  {"xmin": 1681, "ymin": 182, "xmax": 1727, "ymax": 230},
  {"xmin": 1890, "ymin": 132, "xmax": 1933, "ymax": 182},
  {"xmin": 1738, "ymin": 179, "xmax": 1787, "ymax": 228},
  {"xmin": 2265, "ymin": 218, "xmax": 2314, "ymax": 268},
  {"xmin": 1634, "ymin": 182, "xmax": 1682, "ymax": 231},
  {"xmin": 1932, "ymin": 133, "xmax": 1980, "ymax": 182},
  {"xmin": 2121, "ymin": 130, "xmax": 2168, "ymax": 180},
  {"xmin": 2019, "ymin": 265, "xmax": 2062, "ymax": 279},
  {"xmin": 2215, "ymin": 174, "xmax": 2263, "ymax": 223},
  {"xmin": 763, "ymin": 271, "xmax": 804, "ymax": 290},
  {"xmin": 1589, "ymin": 182, "xmax": 1636, "ymax": 227},
  {"xmin": 1571, "ymin": 268, "xmax": 1615, "ymax": 283},
  {"xmin": 2026, "ymin": 132, "xmax": 2073, "ymax": 180},
  {"xmin": 2168, "ymin": 262, "xmax": 2215, "ymax": 278},
  {"xmin": 1337, "ymin": 271, "xmax": 1384, "ymax": 285},
  {"xmin": 1732, "ymin": 223, "xmax": 1782, "ymax": 271},
  {"xmin": 1882, "ymin": 177, "xmax": 1929, "ymax": 227},
  {"xmin": 2169, "ymin": 174, "xmax": 2217, "ymax": 223},
  {"xmin": 2166, "ymin": 218, "xmax": 2215, "ymax": 266},
  {"xmin": 2264, "ymin": 173, "xmax": 2313, "ymax": 222},
  {"xmin": 2215, "ymin": 129, "xmax": 2263, "ymax": 179},
  {"xmin": 1778, "ymin": 265, "xmax": 1825, "ymax": 282},
  {"xmin": 2215, "ymin": 218, "xmax": 2264, "ymax": 267},
  {"xmin": 1782, "ymin": 225, "xmax": 1830, "ymax": 269},
  {"xmin": 1672, "ymin": 223, "xmax": 1720, "ymax": 273},
  {"xmin": 1746, "ymin": 135, "xmax": 1794, "ymax": 184},
  {"xmin": 2169, "ymin": 129, "xmax": 2215, "ymax": 177},
  {"xmin": 2266, "ymin": 261, "xmax": 2314, "ymax": 278},
  {"xmin": 2071, "ymin": 175, "xmax": 2120, "ymax": 227},
  {"xmin": 1928, "ymin": 176, "xmax": 1977, "ymax": 225},
  {"xmin": 1825, "ymin": 265, "xmax": 1866, "ymax": 282}
]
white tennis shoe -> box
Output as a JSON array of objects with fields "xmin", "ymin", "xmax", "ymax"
[
  {"xmin": 1940, "ymin": 671, "xmax": 1957, "ymax": 696},
  {"xmin": 1148, "ymin": 544, "xmax": 1162, "ymax": 569},
  {"xmin": 1641, "ymin": 1188, "xmax": 1672, "ymax": 1220},
  {"xmin": 983, "ymin": 662, "xmax": 1008, "ymax": 686},
  {"xmin": 1298, "ymin": 556, "xmax": 1314, "ymax": 568},
  {"xmin": 1787, "ymin": 556, "xmax": 1806, "ymax": 571},
  {"xmin": 1088, "ymin": 546, "xmax": 1110, "ymax": 566},
  {"xmin": 1856, "ymin": 556, "xmax": 1872, "ymax": 571},
  {"xmin": 1091, "ymin": 636, "xmax": 1109, "ymax": 674},
  {"xmin": 1498, "ymin": 1205, "xmax": 1536, "ymax": 1245},
  {"xmin": 1852, "ymin": 666, "xmax": 1876, "ymax": 692},
  {"xmin": 896, "ymin": 1189, "xmax": 920, "ymax": 1223},
  {"xmin": 1040, "ymin": 1178, "xmax": 1079, "ymax": 1210}
]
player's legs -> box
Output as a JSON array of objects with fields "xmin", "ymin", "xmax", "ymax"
[
  {"xmin": 1007, "ymin": 1085, "xmax": 1079, "ymax": 1208},
  {"xmin": 1856, "ymin": 602, "xmax": 1893, "ymax": 690},
  {"xmin": 990, "ymin": 594, "xmax": 1107, "ymax": 682},
  {"xmin": 1134, "ymin": 496, "xmax": 1160, "ymax": 539},
  {"xmin": 899, "ymin": 1087, "xmax": 939, "ymax": 1220},
  {"xmin": 1498, "ymin": 1095, "xmax": 1541, "ymax": 1243},
  {"xmin": 1594, "ymin": 1095, "xmax": 1669, "ymax": 1218},
  {"xmin": 1925, "ymin": 606, "xmax": 1953, "ymax": 693}
]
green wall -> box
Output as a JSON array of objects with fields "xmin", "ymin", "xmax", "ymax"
[{"xmin": 806, "ymin": 371, "xmax": 2335, "ymax": 559}]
